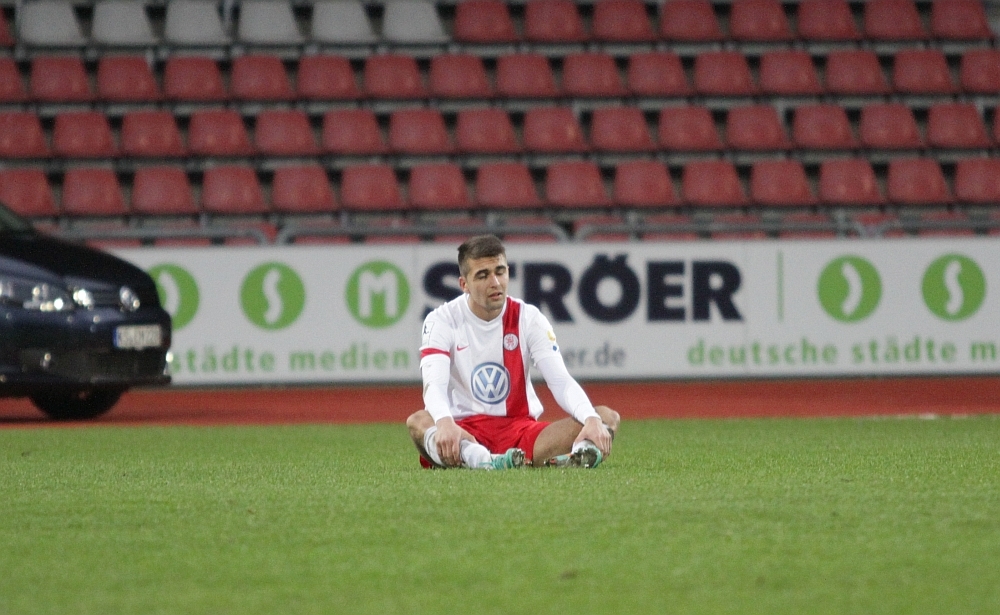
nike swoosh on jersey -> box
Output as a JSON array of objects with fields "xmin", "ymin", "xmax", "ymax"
[{"xmin": 456, "ymin": 344, "xmax": 469, "ymax": 351}]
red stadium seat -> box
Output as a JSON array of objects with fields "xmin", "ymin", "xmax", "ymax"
[
  {"xmin": 429, "ymin": 54, "xmax": 492, "ymax": 99},
  {"xmin": 627, "ymin": 52, "xmax": 692, "ymax": 97},
  {"xmin": 523, "ymin": 107, "xmax": 588, "ymax": 153},
  {"xmin": 613, "ymin": 160, "xmax": 679, "ymax": 207},
  {"xmin": 926, "ymin": 103, "xmax": 991, "ymax": 149},
  {"xmin": 340, "ymin": 164, "xmax": 405, "ymax": 211},
  {"xmin": 0, "ymin": 169, "xmax": 56, "ymax": 217},
  {"xmin": 658, "ymin": 106, "xmax": 723, "ymax": 152},
  {"xmin": 778, "ymin": 212, "xmax": 836, "ymax": 239},
  {"xmin": 96, "ymin": 55, "xmax": 161, "ymax": 103},
  {"xmin": 562, "ymin": 53, "xmax": 627, "ymax": 98},
  {"xmin": 52, "ymin": 111, "xmax": 119, "ymax": 158},
  {"xmin": 188, "ymin": 110, "xmax": 255, "ymax": 156},
  {"xmin": 893, "ymin": 49, "xmax": 957, "ymax": 95},
  {"xmin": 453, "ymin": 0, "xmax": 518, "ymax": 43},
  {"xmin": 496, "ymin": 54, "xmax": 558, "ymax": 99},
  {"xmin": 825, "ymin": 50, "xmax": 891, "ymax": 96},
  {"xmin": 121, "ymin": 111, "xmax": 186, "ymax": 158},
  {"xmin": 750, "ymin": 160, "xmax": 817, "ymax": 206},
  {"xmin": 231, "ymin": 55, "xmax": 294, "ymax": 102},
  {"xmin": 796, "ymin": 0, "xmax": 860, "ymax": 41},
  {"xmin": 61, "ymin": 168, "xmax": 127, "ymax": 216},
  {"xmin": 730, "ymin": 0, "xmax": 793, "ymax": 42},
  {"xmin": 364, "ymin": 54, "xmax": 426, "ymax": 99},
  {"xmin": 711, "ymin": 213, "xmax": 767, "ymax": 240},
  {"xmin": 524, "ymin": 0, "xmax": 588, "ymax": 43},
  {"xmin": 388, "ymin": 108, "xmax": 454, "ymax": 155},
  {"xmin": 759, "ymin": 51, "xmax": 822, "ymax": 96},
  {"xmin": 682, "ymin": 160, "xmax": 748, "ymax": 206},
  {"xmin": 164, "ymin": 56, "xmax": 227, "ymax": 102},
  {"xmin": 954, "ymin": 158, "xmax": 1000, "ymax": 204},
  {"xmin": 659, "ymin": 0, "xmax": 723, "ymax": 42},
  {"xmin": 0, "ymin": 112, "xmax": 50, "ymax": 158},
  {"xmin": 321, "ymin": 109, "xmax": 387, "ymax": 155},
  {"xmin": 545, "ymin": 161, "xmax": 611, "ymax": 208},
  {"xmin": 590, "ymin": 106, "xmax": 655, "ymax": 152},
  {"xmin": 916, "ymin": 210, "xmax": 975, "ymax": 237},
  {"xmin": 296, "ymin": 55, "xmax": 361, "ymax": 101},
  {"xmin": 255, "ymin": 109, "xmax": 320, "ymax": 156},
  {"xmin": 455, "ymin": 108, "xmax": 521, "ymax": 154},
  {"xmin": 475, "ymin": 162, "xmax": 542, "ymax": 209},
  {"xmin": 726, "ymin": 105, "xmax": 792, "ymax": 151},
  {"xmin": 641, "ymin": 213, "xmax": 698, "ymax": 241},
  {"xmin": 931, "ymin": 0, "xmax": 993, "ymax": 40},
  {"xmin": 959, "ymin": 49, "xmax": 1000, "ymax": 94},
  {"xmin": 409, "ymin": 163, "xmax": 471, "ymax": 210},
  {"xmin": 864, "ymin": 0, "xmax": 926, "ymax": 41},
  {"xmin": 30, "ymin": 56, "xmax": 92, "ymax": 103},
  {"xmin": 131, "ymin": 166, "xmax": 197, "ymax": 215},
  {"xmin": 0, "ymin": 58, "xmax": 27, "ymax": 103},
  {"xmin": 860, "ymin": 103, "xmax": 923, "ymax": 149},
  {"xmin": 693, "ymin": 52, "xmax": 757, "ymax": 97},
  {"xmin": 818, "ymin": 158, "xmax": 885, "ymax": 205},
  {"xmin": 201, "ymin": 166, "xmax": 268, "ymax": 214},
  {"xmin": 887, "ymin": 157, "xmax": 952, "ymax": 205},
  {"xmin": 271, "ymin": 165, "xmax": 336, "ymax": 213},
  {"xmin": 0, "ymin": 9, "xmax": 13, "ymax": 47},
  {"xmin": 792, "ymin": 104, "xmax": 858, "ymax": 150},
  {"xmin": 573, "ymin": 213, "xmax": 630, "ymax": 242},
  {"xmin": 592, "ymin": 0, "xmax": 655, "ymax": 42}
]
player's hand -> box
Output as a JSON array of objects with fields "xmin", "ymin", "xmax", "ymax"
[
  {"xmin": 434, "ymin": 417, "xmax": 467, "ymax": 467},
  {"xmin": 575, "ymin": 416, "xmax": 612, "ymax": 457}
]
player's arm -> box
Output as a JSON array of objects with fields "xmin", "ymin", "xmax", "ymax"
[
  {"xmin": 535, "ymin": 354, "xmax": 613, "ymax": 456},
  {"xmin": 420, "ymin": 352, "xmax": 466, "ymax": 466}
]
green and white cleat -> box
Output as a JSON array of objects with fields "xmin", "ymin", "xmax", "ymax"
[
  {"xmin": 544, "ymin": 442, "xmax": 603, "ymax": 469},
  {"xmin": 484, "ymin": 447, "xmax": 526, "ymax": 470}
]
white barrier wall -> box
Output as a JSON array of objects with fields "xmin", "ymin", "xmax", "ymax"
[{"xmin": 116, "ymin": 238, "xmax": 1000, "ymax": 385}]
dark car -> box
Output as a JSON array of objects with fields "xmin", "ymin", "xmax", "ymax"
[{"xmin": 0, "ymin": 202, "xmax": 171, "ymax": 420}]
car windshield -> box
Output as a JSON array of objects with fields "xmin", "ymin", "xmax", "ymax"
[{"xmin": 0, "ymin": 202, "xmax": 34, "ymax": 233}]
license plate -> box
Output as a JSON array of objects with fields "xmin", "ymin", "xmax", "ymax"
[{"xmin": 114, "ymin": 325, "xmax": 162, "ymax": 350}]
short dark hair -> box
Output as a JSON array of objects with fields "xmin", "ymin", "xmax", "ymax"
[{"xmin": 458, "ymin": 234, "xmax": 506, "ymax": 276}]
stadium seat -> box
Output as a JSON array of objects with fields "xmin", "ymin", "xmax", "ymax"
[
  {"xmin": 382, "ymin": 0, "xmax": 448, "ymax": 44},
  {"xmin": 590, "ymin": 106, "xmax": 656, "ymax": 152},
  {"xmin": 18, "ymin": 0, "xmax": 87, "ymax": 47},
  {"xmin": 429, "ymin": 54, "xmax": 493, "ymax": 99},
  {"xmin": 496, "ymin": 54, "xmax": 559, "ymax": 99},
  {"xmin": 824, "ymin": 50, "xmax": 891, "ymax": 96},
  {"xmin": 388, "ymin": 108, "xmax": 454, "ymax": 155},
  {"xmin": 641, "ymin": 213, "xmax": 698, "ymax": 241},
  {"xmin": 255, "ymin": 109, "xmax": 320, "ymax": 156},
  {"xmin": 163, "ymin": 0, "xmax": 231, "ymax": 46},
  {"xmin": 131, "ymin": 166, "xmax": 197, "ymax": 215},
  {"xmin": 892, "ymin": 49, "xmax": 957, "ymax": 95},
  {"xmin": 750, "ymin": 160, "xmax": 817, "ymax": 206},
  {"xmin": 931, "ymin": 0, "xmax": 993, "ymax": 40},
  {"xmin": 524, "ymin": 0, "xmax": 588, "ymax": 43},
  {"xmin": 297, "ymin": 55, "xmax": 361, "ymax": 100},
  {"xmin": 573, "ymin": 213, "xmax": 631, "ymax": 242},
  {"xmin": 96, "ymin": 56, "xmax": 161, "ymax": 103},
  {"xmin": 201, "ymin": 165, "xmax": 267, "ymax": 214},
  {"xmin": 562, "ymin": 53, "xmax": 627, "ymax": 98},
  {"xmin": 0, "ymin": 58, "xmax": 27, "ymax": 103},
  {"xmin": 778, "ymin": 212, "xmax": 837, "ymax": 239},
  {"xmin": 818, "ymin": 158, "xmax": 885, "ymax": 205},
  {"xmin": 916, "ymin": 210, "xmax": 975, "ymax": 237},
  {"xmin": 237, "ymin": 0, "xmax": 304, "ymax": 45},
  {"xmin": 545, "ymin": 161, "xmax": 611, "ymax": 208},
  {"xmin": 364, "ymin": 54, "xmax": 427, "ymax": 99},
  {"xmin": 121, "ymin": 111, "xmax": 187, "ymax": 158},
  {"xmin": 340, "ymin": 164, "xmax": 405, "ymax": 211},
  {"xmin": 0, "ymin": 8, "xmax": 14, "ymax": 47},
  {"xmin": 759, "ymin": 51, "xmax": 823, "ymax": 96},
  {"xmin": 409, "ymin": 163, "xmax": 471, "ymax": 210},
  {"xmin": 711, "ymin": 213, "xmax": 767, "ymax": 239},
  {"xmin": 729, "ymin": 0, "xmax": 793, "ymax": 42},
  {"xmin": 321, "ymin": 109, "xmax": 387, "ymax": 155},
  {"xmin": 864, "ymin": 0, "xmax": 926, "ymax": 41},
  {"xmin": 860, "ymin": 103, "xmax": 923, "ymax": 149},
  {"xmin": 311, "ymin": 0, "xmax": 377, "ymax": 44},
  {"xmin": 52, "ymin": 111, "xmax": 119, "ymax": 158},
  {"xmin": 29, "ymin": 56, "xmax": 92, "ymax": 103},
  {"xmin": 926, "ymin": 103, "xmax": 992, "ymax": 149},
  {"xmin": 0, "ymin": 169, "xmax": 56, "ymax": 217},
  {"xmin": 658, "ymin": 106, "xmax": 723, "ymax": 152},
  {"xmin": 887, "ymin": 157, "xmax": 952, "ymax": 205},
  {"xmin": 627, "ymin": 52, "xmax": 692, "ymax": 97},
  {"xmin": 613, "ymin": 160, "xmax": 679, "ymax": 207},
  {"xmin": 475, "ymin": 162, "xmax": 542, "ymax": 208},
  {"xmin": 187, "ymin": 109, "xmax": 255, "ymax": 156},
  {"xmin": 726, "ymin": 105, "xmax": 792, "ymax": 151},
  {"xmin": 271, "ymin": 165, "xmax": 336, "ymax": 213},
  {"xmin": 959, "ymin": 49, "xmax": 1000, "ymax": 95},
  {"xmin": 164, "ymin": 56, "xmax": 228, "ymax": 102},
  {"xmin": 792, "ymin": 105, "xmax": 858, "ymax": 150},
  {"xmin": 91, "ymin": 0, "xmax": 158, "ymax": 46},
  {"xmin": 231, "ymin": 55, "xmax": 295, "ymax": 102},
  {"xmin": 852, "ymin": 211, "xmax": 904, "ymax": 237},
  {"xmin": 0, "ymin": 112, "xmax": 50, "ymax": 158},
  {"xmin": 796, "ymin": 0, "xmax": 860, "ymax": 41},
  {"xmin": 693, "ymin": 52, "xmax": 757, "ymax": 97},
  {"xmin": 659, "ymin": 0, "xmax": 724, "ymax": 42},
  {"xmin": 592, "ymin": 0, "xmax": 656, "ymax": 42},
  {"xmin": 61, "ymin": 168, "xmax": 127, "ymax": 216},
  {"xmin": 953, "ymin": 158, "xmax": 1000, "ymax": 204},
  {"xmin": 455, "ymin": 108, "xmax": 521, "ymax": 154},
  {"xmin": 682, "ymin": 160, "xmax": 748, "ymax": 206},
  {"xmin": 523, "ymin": 107, "xmax": 589, "ymax": 153},
  {"xmin": 453, "ymin": 0, "xmax": 519, "ymax": 43}
]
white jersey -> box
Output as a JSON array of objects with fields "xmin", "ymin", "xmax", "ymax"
[{"xmin": 420, "ymin": 295, "xmax": 599, "ymax": 424}]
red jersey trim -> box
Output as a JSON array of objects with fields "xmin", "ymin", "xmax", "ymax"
[
  {"xmin": 420, "ymin": 348, "xmax": 449, "ymax": 359},
  {"xmin": 502, "ymin": 297, "xmax": 529, "ymax": 417}
]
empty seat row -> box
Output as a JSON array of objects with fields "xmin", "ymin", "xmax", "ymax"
[
  {"xmin": 4, "ymin": 156, "xmax": 999, "ymax": 220},
  {"xmin": 7, "ymin": 0, "xmax": 995, "ymax": 50},
  {"xmin": 4, "ymin": 47, "xmax": 999, "ymax": 107}
]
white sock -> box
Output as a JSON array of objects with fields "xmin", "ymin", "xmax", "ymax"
[
  {"xmin": 460, "ymin": 439, "xmax": 492, "ymax": 469},
  {"xmin": 572, "ymin": 439, "xmax": 596, "ymax": 453},
  {"xmin": 423, "ymin": 426, "xmax": 445, "ymax": 466}
]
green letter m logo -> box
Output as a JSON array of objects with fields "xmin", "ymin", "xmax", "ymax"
[{"xmin": 346, "ymin": 261, "xmax": 410, "ymax": 328}]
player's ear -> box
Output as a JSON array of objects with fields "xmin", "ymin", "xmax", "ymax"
[{"xmin": 458, "ymin": 276, "xmax": 468, "ymax": 293}]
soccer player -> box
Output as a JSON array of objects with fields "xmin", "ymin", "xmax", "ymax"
[{"xmin": 406, "ymin": 234, "xmax": 619, "ymax": 470}]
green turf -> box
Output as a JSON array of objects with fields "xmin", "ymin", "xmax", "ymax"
[{"xmin": 2, "ymin": 416, "xmax": 1000, "ymax": 615}]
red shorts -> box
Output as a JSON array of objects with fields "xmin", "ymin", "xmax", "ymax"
[{"xmin": 419, "ymin": 414, "xmax": 550, "ymax": 468}]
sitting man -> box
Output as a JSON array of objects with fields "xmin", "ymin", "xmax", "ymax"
[{"xmin": 406, "ymin": 234, "xmax": 619, "ymax": 469}]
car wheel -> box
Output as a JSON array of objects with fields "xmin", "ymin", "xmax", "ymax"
[{"xmin": 30, "ymin": 388, "xmax": 125, "ymax": 420}]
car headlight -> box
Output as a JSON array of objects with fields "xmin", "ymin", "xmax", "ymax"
[{"xmin": 0, "ymin": 276, "xmax": 74, "ymax": 312}]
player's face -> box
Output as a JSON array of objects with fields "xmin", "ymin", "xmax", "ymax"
[{"xmin": 460, "ymin": 254, "xmax": 509, "ymax": 321}]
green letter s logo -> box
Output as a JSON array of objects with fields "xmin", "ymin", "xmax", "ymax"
[
  {"xmin": 149, "ymin": 264, "xmax": 199, "ymax": 330},
  {"xmin": 241, "ymin": 263, "xmax": 306, "ymax": 330},
  {"xmin": 922, "ymin": 254, "xmax": 985, "ymax": 321},
  {"xmin": 818, "ymin": 256, "xmax": 882, "ymax": 322}
]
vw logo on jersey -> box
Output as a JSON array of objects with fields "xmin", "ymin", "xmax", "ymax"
[{"xmin": 471, "ymin": 362, "xmax": 511, "ymax": 404}]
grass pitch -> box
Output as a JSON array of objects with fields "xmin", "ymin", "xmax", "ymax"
[{"xmin": 2, "ymin": 416, "xmax": 1000, "ymax": 615}]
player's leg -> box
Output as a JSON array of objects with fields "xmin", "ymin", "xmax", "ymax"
[
  {"xmin": 531, "ymin": 406, "xmax": 620, "ymax": 468},
  {"xmin": 406, "ymin": 410, "xmax": 523, "ymax": 469}
]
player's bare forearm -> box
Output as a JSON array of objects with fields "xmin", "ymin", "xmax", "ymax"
[{"xmin": 435, "ymin": 417, "xmax": 467, "ymax": 467}]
